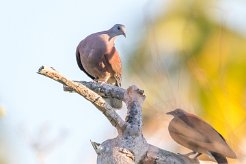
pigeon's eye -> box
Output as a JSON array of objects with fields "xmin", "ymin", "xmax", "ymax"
[{"xmin": 117, "ymin": 26, "xmax": 121, "ymax": 30}]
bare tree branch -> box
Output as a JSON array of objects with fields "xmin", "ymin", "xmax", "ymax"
[
  {"xmin": 64, "ymin": 81, "xmax": 125, "ymax": 101},
  {"xmin": 38, "ymin": 65, "xmax": 199, "ymax": 164},
  {"xmin": 38, "ymin": 66, "xmax": 125, "ymax": 132}
]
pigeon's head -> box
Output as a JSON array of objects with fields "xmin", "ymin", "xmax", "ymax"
[
  {"xmin": 110, "ymin": 24, "xmax": 126, "ymax": 38},
  {"xmin": 166, "ymin": 108, "xmax": 186, "ymax": 117}
]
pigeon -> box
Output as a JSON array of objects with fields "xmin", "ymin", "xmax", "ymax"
[{"xmin": 76, "ymin": 24, "xmax": 126, "ymax": 109}]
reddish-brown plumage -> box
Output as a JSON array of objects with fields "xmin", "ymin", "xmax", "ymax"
[{"xmin": 76, "ymin": 24, "xmax": 126, "ymax": 108}]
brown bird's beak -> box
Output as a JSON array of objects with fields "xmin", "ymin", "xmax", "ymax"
[{"xmin": 166, "ymin": 111, "xmax": 173, "ymax": 115}]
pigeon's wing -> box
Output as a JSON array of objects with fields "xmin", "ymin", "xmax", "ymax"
[{"xmin": 76, "ymin": 45, "xmax": 95, "ymax": 80}]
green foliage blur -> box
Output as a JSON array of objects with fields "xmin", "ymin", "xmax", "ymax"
[{"xmin": 127, "ymin": 0, "xmax": 246, "ymax": 163}]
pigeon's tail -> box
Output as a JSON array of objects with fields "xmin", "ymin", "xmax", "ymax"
[
  {"xmin": 105, "ymin": 77, "xmax": 122, "ymax": 109},
  {"xmin": 210, "ymin": 152, "xmax": 228, "ymax": 164},
  {"xmin": 104, "ymin": 98, "xmax": 122, "ymax": 109},
  {"xmin": 110, "ymin": 98, "xmax": 122, "ymax": 109}
]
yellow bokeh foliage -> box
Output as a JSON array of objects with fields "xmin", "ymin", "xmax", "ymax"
[{"xmin": 127, "ymin": 0, "xmax": 246, "ymax": 162}]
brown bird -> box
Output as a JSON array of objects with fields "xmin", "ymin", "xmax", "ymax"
[
  {"xmin": 166, "ymin": 108, "xmax": 236, "ymax": 164},
  {"xmin": 76, "ymin": 24, "xmax": 126, "ymax": 109}
]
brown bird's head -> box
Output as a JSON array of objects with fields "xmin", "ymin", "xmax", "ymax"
[
  {"xmin": 109, "ymin": 24, "xmax": 126, "ymax": 38},
  {"xmin": 166, "ymin": 108, "xmax": 186, "ymax": 117}
]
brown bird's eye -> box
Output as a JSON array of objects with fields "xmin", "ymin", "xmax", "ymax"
[{"xmin": 117, "ymin": 26, "xmax": 121, "ymax": 30}]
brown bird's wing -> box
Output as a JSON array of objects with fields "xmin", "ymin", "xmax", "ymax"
[
  {"xmin": 169, "ymin": 118, "xmax": 207, "ymax": 144},
  {"xmin": 76, "ymin": 46, "xmax": 95, "ymax": 80},
  {"xmin": 179, "ymin": 114, "xmax": 236, "ymax": 158}
]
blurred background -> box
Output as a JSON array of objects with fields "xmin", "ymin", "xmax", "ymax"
[{"xmin": 1, "ymin": 0, "xmax": 246, "ymax": 163}]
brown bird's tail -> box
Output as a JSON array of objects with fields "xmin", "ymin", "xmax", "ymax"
[{"xmin": 210, "ymin": 152, "xmax": 228, "ymax": 164}]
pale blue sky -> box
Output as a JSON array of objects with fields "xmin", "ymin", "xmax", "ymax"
[
  {"xmin": 0, "ymin": 0, "xmax": 246, "ymax": 163},
  {"xmin": 0, "ymin": 0, "xmax": 163, "ymax": 163}
]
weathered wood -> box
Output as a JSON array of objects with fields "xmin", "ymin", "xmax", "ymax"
[
  {"xmin": 38, "ymin": 66, "xmax": 199, "ymax": 164},
  {"xmin": 38, "ymin": 66, "xmax": 125, "ymax": 132}
]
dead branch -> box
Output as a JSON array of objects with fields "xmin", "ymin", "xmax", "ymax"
[
  {"xmin": 38, "ymin": 65, "xmax": 199, "ymax": 164},
  {"xmin": 38, "ymin": 66, "xmax": 125, "ymax": 132}
]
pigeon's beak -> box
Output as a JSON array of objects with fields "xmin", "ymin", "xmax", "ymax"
[{"xmin": 121, "ymin": 26, "xmax": 126, "ymax": 38}]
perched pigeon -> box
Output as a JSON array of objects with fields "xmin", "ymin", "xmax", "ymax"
[{"xmin": 76, "ymin": 24, "xmax": 126, "ymax": 109}]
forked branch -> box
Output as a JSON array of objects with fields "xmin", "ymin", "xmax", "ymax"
[{"xmin": 38, "ymin": 65, "xmax": 199, "ymax": 164}]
